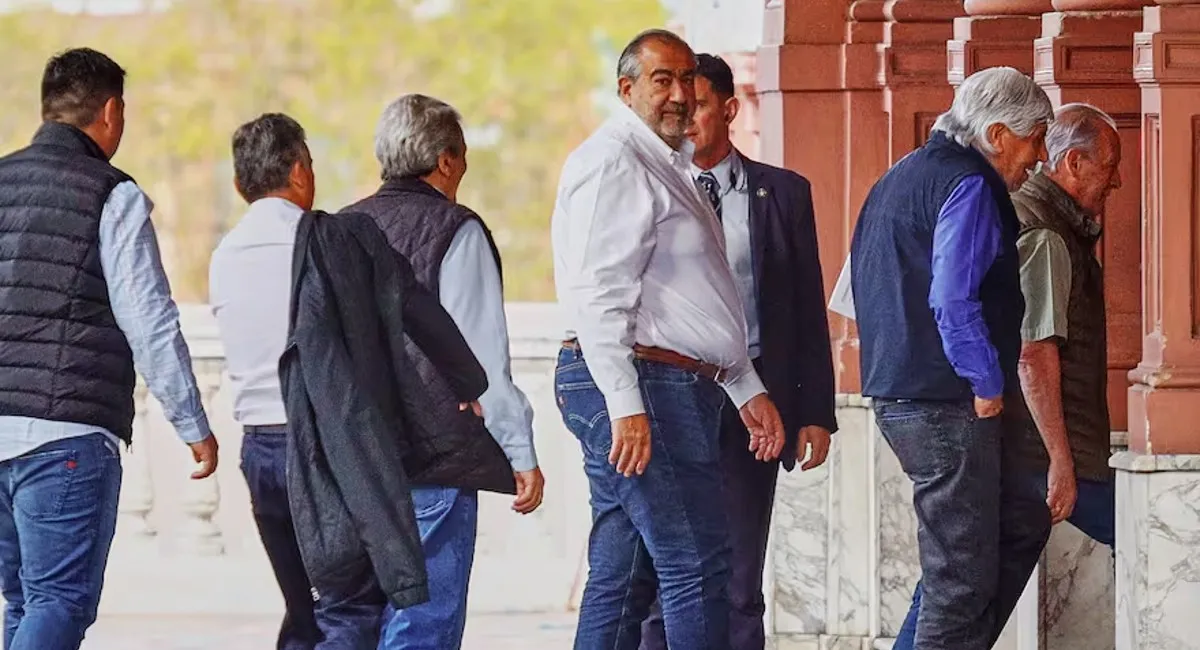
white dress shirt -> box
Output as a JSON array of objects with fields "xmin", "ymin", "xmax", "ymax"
[
  {"xmin": 209, "ymin": 197, "xmax": 300, "ymax": 426},
  {"xmin": 438, "ymin": 220, "xmax": 538, "ymax": 472},
  {"xmin": 551, "ymin": 104, "xmax": 766, "ymax": 420},
  {"xmin": 694, "ymin": 151, "xmax": 760, "ymax": 359},
  {"xmin": 0, "ymin": 181, "xmax": 212, "ymax": 461}
]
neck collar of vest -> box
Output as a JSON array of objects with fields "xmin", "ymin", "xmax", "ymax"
[
  {"xmin": 1019, "ymin": 171, "xmax": 1101, "ymax": 242},
  {"xmin": 31, "ymin": 122, "xmax": 109, "ymax": 162},
  {"xmin": 379, "ymin": 176, "xmax": 448, "ymax": 201}
]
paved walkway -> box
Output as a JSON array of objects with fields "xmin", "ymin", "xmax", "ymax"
[{"xmin": 84, "ymin": 612, "xmax": 578, "ymax": 649}]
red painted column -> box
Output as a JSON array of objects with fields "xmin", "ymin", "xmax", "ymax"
[
  {"xmin": 1128, "ymin": 0, "xmax": 1200, "ymax": 454},
  {"xmin": 948, "ymin": 0, "xmax": 1051, "ymax": 83},
  {"xmin": 881, "ymin": 0, "xmax": 963, "ymax": 159}
]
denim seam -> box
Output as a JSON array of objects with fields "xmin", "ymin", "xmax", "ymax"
[{"xmin": 613, "ymin": 538, "xmax": 645, "ymax": 650}]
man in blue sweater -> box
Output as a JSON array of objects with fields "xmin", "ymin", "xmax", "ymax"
[{"xmin": 851, "ymin": 67, "xmax": 1054, "ymax": 650}]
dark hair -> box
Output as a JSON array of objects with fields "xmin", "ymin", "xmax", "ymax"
[
  {"xmin": 41, "ymin": 48, "xmax": 126, "ymax": 127},
  {"xmin": 231, "ymin": 113, "xmax": 309, "ymax": 202},
  {"xmin": 696, "ymin": 54, "xmax": 736, "ymax": 98},
  {"xmin": 616, "ymin": 28, "xmax": 694, "ymax": 80}
]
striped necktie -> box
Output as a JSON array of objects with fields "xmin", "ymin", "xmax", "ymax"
[{"xmin": 697, "ymin": 171, "xmax": 722, "ymax": 222}]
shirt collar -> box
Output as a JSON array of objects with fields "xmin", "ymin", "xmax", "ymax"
[
  {"xmin": 1023, "ymin": 170, "xmax": 1102, "ymax": 240},
  {"xmin": 692, "ymin": 149, "xmax": 746, "ymax": 195},
  {"xmin": 247, "ymin": 196, "xmax": 304, "ymax": 222},
  {"xmin": 614, "ymin": 103, "xmax": 695, "ymax": 170}
]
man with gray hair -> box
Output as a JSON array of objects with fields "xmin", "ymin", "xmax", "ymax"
[
  {"xmin": 851, "ymin": 67, "xmax": 1055, "ymax": 650},
  {"xmin": 1010, "ymin": 103, "xmax": 1120, "ymax": 543},
  {"xmin": 342, "ymin": 93, "xmax": 544, "ymax": 649}
]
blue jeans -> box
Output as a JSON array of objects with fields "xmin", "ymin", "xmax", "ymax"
[
  {"xmin": 893, "ymin": 472, "xmax": 1114, "ymax": 650},
  {"xmin": 0, "ymin": 433, "xmax": 121, "ymax": 650},
  {"xmin": 875, "ymin": 399, "xmax": 1049, "ymax": 650},
  {"xmin": 241, "ymin": 427, "xmax": 386, "ymax": 650},
  {"xmin": 378, "ymin": 485, "xmax": 478, "ymax": 650},
  {"xmin": 556, "ymin": 347, "xmax": 732, "ymax": 650}
]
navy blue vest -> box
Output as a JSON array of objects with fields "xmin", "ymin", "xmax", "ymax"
[
  {"xmin": 0, "ymin": 123, "xmax": 137, "ymax": 440},
  {"xmin": 851, "ymin": 132, "xmax": 1024, "ymax": 400}
]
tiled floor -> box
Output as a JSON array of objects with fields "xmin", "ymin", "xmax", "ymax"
[{"xmin": 84, "ymin": 612, "xmax": 578, "ymax": 649}]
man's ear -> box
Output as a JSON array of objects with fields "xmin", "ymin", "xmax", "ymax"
[
  {"xmin": 435, "ymin": 150, "xmax": 455, "ymax": 178},
  {"xmin": 618, "ymin": 77, "xmax": 635, "ymax": 105},
  {"xmin": 289, "ymin": 160, "xmax": 310, "ymax": 192},
  {"xmin": 100, "ymin": 96, "xmax": 121, "ymax": 129},
  {"xmin": 1062, "ymin": 148, "xmax": 1087, "ymax": 177},
  {"xmin": 724, "ymin": 95, "xmax": 741, "ymax": 126},
  {"xmin": 985, "ymin": 122, "xmax": 1009, "ymax": 154}
]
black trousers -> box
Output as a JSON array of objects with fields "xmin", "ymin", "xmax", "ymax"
[
  {"xmin": 241, "ymin": 426, "xmax": 386, "ymax": 650},
  {"xmin": 639, "ymin": 394, "xmax": 780, "ymax": 650}
]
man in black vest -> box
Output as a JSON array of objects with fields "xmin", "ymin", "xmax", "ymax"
[
  {"xmin": 1011, "ymin": 103, "xmax": 1121, "ymax": 545},
  {"xmin": 0, "ymin": 48, "xmax": 219, "ymax": 649},
  {"xmin": 852, "ymin": 67, "xmax": 1054, "ymax": 650},
  {"xmin": 638, "ymin": 53, "xmax": 837, "ymax": 650},
  {"xmin": 342, "ymin": 94, "xmax": 544, "ymax": 650}
]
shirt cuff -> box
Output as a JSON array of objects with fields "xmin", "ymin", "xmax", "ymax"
[
  {"xmin": 972, "ymin": 369, "xmax": 1006, "ymax": 401},
  {"xmin": 722, "ymin": 368, "xmax": 767, "ymax": 410},
  {"xmin": 172, "ymin": 412, "xmax": 213, "ymax": 445},
  {"xmin": 506, "ymin": 445, "xmax": 539, "ymax": 473},
  {"xmin": 603, "ymin": 386, "xmax": 646, "ymax": 421}
]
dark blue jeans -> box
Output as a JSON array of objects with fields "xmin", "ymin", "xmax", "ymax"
[
  {"xmin": 0, "ymin": 433, "xmax": 121, "ymax": 650},
  {"xmin": 640, "ymin": 377, "xmax": 779, "ymax": 650},
  {"xmin": 556, "ymin": 348, "xmax": 732, "ymax": 650},
  {"xmin": 241, "ymin": 427, "xmax": 385, "ymax": 650},
  {"xmin": 874, "ymin": 399, "xmax": 1050, "ymax": 650},
  {"xmin": 893, "ymin": 472, "xmax": 1114, "ymax": 649},
  {"xmin": 378, "ymin": 485, "xmax": 478, "ymax": 650}
]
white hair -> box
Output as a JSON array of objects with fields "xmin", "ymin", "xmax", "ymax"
[
  {"xmin": 374, "ymin": 94, "xmax": 465, "ymax": 181},
  {"xmin": 931, "ymin": 67, "xmax": 1054, "ymax": 154},
  {"xmin": 1045, "ymin": 103, "xmax": 1118, "ymax": 171}
]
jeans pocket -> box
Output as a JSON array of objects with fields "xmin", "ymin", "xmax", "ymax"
[
  {"xmin": 874, "ymin": 401, "xmax": 966, "ymax": 482},
  {"xmin": 412, "ymin": 486, "xmax": 458, "ymax": 518},
  {"xmin": 13, "ymin": 437, "xmax": 116, "ymax": 521},
  {"xmin": 555, "ymin": 382, "xmax": 611, "ymax": 458}
]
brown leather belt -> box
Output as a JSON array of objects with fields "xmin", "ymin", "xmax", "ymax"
[{"xmin": 562, "ymin": 339, "xmax": 728, "ymax": 383}]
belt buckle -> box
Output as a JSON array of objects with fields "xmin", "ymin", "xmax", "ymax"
[{"xmin": 712, "ymin": 366, "xmax": 729, "ymax": 384}]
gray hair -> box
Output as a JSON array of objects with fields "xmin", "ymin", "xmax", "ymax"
[
  {"xmin": 374, "ymin": 94, "xmax": 465, "ymax": 181},
  {"xmin": 231, "ymin": 113, "xmax": 308, "ymax": 202},
  {"xmin": 1045, "ymin": 103, "xmax": 1118, "ymax": 171},
  {"xmin": 931, "ymin": 67, "xmax": 1053, "ymax": 154},
  {"xmin": 616, "ymin": 28, "xmax": 693, "ymax": 80}
]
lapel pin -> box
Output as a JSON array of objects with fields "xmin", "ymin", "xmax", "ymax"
[{"xmin": 756, "ymin": 187, "xmax": 768, "ymax": 198}]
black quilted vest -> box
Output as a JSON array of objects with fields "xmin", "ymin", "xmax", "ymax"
[{"xmin": 0, "ymin": 122, "xmax": 137, "ymax": 441}]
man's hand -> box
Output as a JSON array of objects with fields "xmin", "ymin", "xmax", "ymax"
[
  {"xmin": 739, "ymin": 394, "xmax": 785, "ymax": 462},
  {"xmin": 974, "ymin": 395, "xmax": 1003, "ymax": 419},
  {"xmin": 610, "ymin": 414, "xmax": 652, "ymax": 477},
  {"xmin": 1047, "ymin": 455, "xmax": 1078, "ymax": 524},
  {"xmin": 188, "ymin": 435, "xmax": 219, "ymax": 480},
  {"xmin": 512, "ymin": 468, "xmax": 546, "ymax": 514},
  {"xmin": 798, "ymin": 425, "xmax": 832, "ymax": 471},
  {"xmin": 459, "ymin": 401, "xmax": 484, "ymax": 418}
]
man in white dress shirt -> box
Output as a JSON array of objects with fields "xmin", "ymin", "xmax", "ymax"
[
  {"xmin": 342, "ymin": 93, "xmax": 545, "ymax": 650},
  {"xmin": 210, "ymin": 114, "xmax": 384, "ymax": 649},
  {"xmin": 551, "ymin": 29, "xmax": 786, "ymax": 650}
]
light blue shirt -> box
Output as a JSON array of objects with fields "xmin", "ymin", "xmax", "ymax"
[
  {"xmin": 0, "ymin": 181, "xmax": 212, "ymax": 462},
  {"xmin": 694, "ymin": 151, "xmax": 760, "ymax": 358},
  {"xmin": 438, "ymin": 220, "xmax": 537, "ymax": 472}
]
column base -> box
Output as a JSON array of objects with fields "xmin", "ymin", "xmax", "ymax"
[{"xmin": 1112, "ymin": 452, "xmax": 1200, "ymax": 649}]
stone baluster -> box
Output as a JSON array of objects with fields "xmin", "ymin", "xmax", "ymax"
[
  {"xmin": 1113, "ymin": 1, "xmax": 1200, "ymax": 647},
  {"xmin": 116, "ymin": 379, "xmax": 156, "ymax": 537},
  {"xmin": 175, "ymin": 357, "xmax": 224, "ymax": 555}
]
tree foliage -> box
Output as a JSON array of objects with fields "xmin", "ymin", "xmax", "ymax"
[{"xmin": 0, "ymin": 0, "xmax": 664, "ymax": 300}]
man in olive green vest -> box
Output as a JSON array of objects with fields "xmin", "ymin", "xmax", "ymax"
[{"xmin": 1011, "ymin": 103, "xmax": 1121, "ymax": 546}]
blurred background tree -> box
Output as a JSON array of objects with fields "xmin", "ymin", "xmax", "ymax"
[{"xmin": 0, "ymin": 0, "xmax": 664, "ymax": 301}]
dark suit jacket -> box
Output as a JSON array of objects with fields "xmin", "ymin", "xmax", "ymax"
[
  {"xmin": 740, "ymin": 153, "xmax": 838, "ymax": 469},
  {"xmin": 281, "ymin": 210, "xmax": 490, "ymax": 609}
]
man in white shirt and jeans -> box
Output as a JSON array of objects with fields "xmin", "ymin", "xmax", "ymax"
[
  {"xmin": 551, "ymin": 29, "xmax": 786, "ymax": 650},
  {"xmin": 210, "ymin": 113, "xmax": 384, "ymax": 649}
]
